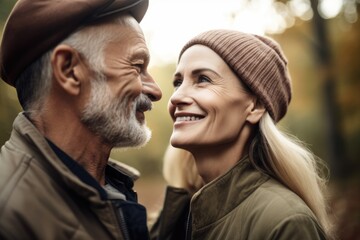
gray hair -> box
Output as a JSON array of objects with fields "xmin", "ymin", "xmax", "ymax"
[{"xmin": 15, "ymin": 15, "xmax": 129, "ymax": 115}]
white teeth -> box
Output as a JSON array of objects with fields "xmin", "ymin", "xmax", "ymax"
[{"xmin": 176, "ymin": 116, "xmax": 201, "ymax": 122}]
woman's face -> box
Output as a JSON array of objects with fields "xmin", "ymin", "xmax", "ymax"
[{"xmin": 168, "ymin": 45, "xmax": 256, "ymax": 150}]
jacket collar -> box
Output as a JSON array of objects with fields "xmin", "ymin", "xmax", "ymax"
[
  {"xmin": 11, "ymin": 112, "xmax": 140, "ymax": 203},
  {"xmin": 190, "ymin": 157, "xmax": 269, "ymax": 229}
]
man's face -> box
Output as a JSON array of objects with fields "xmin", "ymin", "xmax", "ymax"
[
  {"xmin": 81, "ymin": 73, "xmax": 152, "ymax": 148},
  {"xmin": 80, "ymin": 16, "xmax": 160, "ymax": 148}
]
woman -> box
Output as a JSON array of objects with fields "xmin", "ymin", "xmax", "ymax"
[{"xmin": 151, "ymin": 29, "xmax": 333, "ymax": 240}]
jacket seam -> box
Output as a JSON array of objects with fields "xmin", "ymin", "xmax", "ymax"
[
  {"xmin": 267, "ymin": 213, "xmax": 324, "ymax": 239},
  {"xmin": 0, "ymin": 153, "xmax": 31, "ymax": 217},
  {"xmin": 67, "ymin": 223, "xmax": 83, "ymax": 240}
]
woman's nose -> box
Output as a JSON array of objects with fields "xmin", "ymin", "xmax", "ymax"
[
  {"xmin": 142, "ymin": 73, "xmax": 162, "ymax": 102},
  {"xmin": 169, "ymin": 83, "xmax": 192, "ymax": 106}
]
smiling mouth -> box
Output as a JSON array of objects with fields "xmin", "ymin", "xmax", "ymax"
[{"xmin": 175, "ymin": 116, "xmax": 204, "ymax": 122}]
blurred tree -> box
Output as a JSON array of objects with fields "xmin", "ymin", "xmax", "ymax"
[
  {"xmin": 309, "ymin": 0, "xmax": 349, "ymax": 178},
  {"xmin": 270, "ymin": 0, "xmax": 360, "ymax": 179},
  {"xmin": 0, "ymin": 81, "xmax": 21, "ymax": 145},
  {"xmin": 334, "ymin": 16, "xmax": 360, "ymax": 181}
]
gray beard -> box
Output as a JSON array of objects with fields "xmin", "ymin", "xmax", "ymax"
[{"xmin": 80, "ymin": 74, "xmax": 151, "ymax": 148}]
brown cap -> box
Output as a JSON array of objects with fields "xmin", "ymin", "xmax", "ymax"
[
  {"xmin": 0, "ymin": 0, "xmax": 148, "ymax": 86},
  {"xmin": 179, "ymin": 30, "xmax": 292, "ymax": 122}
]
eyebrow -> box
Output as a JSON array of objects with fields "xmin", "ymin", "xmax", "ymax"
[
  {"xmin": 131, "ymin": 49, "xmax": 150, "ymax": 62},
  {"xmin": 174, "ymin": 68, "xmax": 221, "ymax": 78}
]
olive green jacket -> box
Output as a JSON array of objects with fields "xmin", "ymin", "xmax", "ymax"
[
  {"xmin": 152, "ymin": 158, "xmax": 326, "ymax": 240},
  {"xmin": 0, "ymin": 113, "xmax": 148, "ymax": 240}
]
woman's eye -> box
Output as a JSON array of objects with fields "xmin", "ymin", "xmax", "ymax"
[
  {"xmin": 198, "ymin": 75, "xmax": 211, "ymax": 83},
  {"xmin": 173, "ymin": 79, "xmax": 182, "ymax": 88}
]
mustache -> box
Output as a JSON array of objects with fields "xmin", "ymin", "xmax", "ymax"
[{"xmin": 135, "ymin": 94, "xmax": 153, "ymax": 112}]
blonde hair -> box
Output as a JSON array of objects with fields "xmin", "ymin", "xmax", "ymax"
[
  {"xmin": 162, "ymin": 145, "xmax": 204, "ymax": 195},
  {"xmin": 249, "ymin": 113, "xmax": 333, "ymax": 237}
]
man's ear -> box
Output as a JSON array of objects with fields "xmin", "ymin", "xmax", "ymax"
[
  {"xmin": 51, "ymin": 44, "xmax": 85, "ymax": 95},
  {"xmin": 246, "ymin": 98, "xmax": 266, "ymax": 124}
]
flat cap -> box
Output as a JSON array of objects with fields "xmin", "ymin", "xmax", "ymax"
[{"xmin": 0, "ymin": 0, "xmax": 148, "ymax": 86}]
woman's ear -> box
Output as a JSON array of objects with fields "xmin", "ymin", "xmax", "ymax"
[
  {"xmin": 246, "ymin": 98, "xmax": 265, "ymax": 124},
  {"xmin": 51, "ymin": 44, "xmax": 85, "ymax": 96}
]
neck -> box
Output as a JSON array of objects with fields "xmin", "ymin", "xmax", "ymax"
[
  {"xmin": 30, "ymin": 105, "xmax": 111, "ymax": 185},
  {"xmin": 191, "ymin": 145, "xmax": 245, "ymax": 183},
  {"xmin": 189, "ymin": 125, "xmax": 253, "ymax": 183}
]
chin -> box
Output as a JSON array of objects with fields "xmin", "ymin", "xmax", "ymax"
[
  {"xmin": 108, "ymin": 123, "xmax": 152, "ymax": 148},
  {"xmin": 133, "ymin": 127, "xmax": 152, "ymax": 148},
  {"xmin": 170, "ymin": 138, "xmax": 192, "ymax": 151}
]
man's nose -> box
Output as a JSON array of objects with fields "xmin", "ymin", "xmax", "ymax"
[{"xmin": 142, "ymin": 74, "xmax": 162, "ymax": 101}]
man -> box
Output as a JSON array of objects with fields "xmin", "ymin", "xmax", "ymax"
[{"xmin": 0, "ymin": 0, "xmax": 162, "ymax": 239}]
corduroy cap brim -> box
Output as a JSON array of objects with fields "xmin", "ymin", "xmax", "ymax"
[{"xmin": 0, "ymin": 0, "xmax": 148, "ymax": 86}]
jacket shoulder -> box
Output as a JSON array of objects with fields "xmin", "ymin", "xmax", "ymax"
[
  {"xmin": 249, "ymin": 179, "xmax": 315, "ymax": 217},
  {"xmin": 0, "ymin": 145, "xmax": 105, "ymax": 240},
  {"xmin": 0, "ymin": 143, "xmax": 34, "ymax": 208},
  {"xmin": 0, "ymin": 145, "xmax": 50, "ymax": 238},
  {"xmin": 240, "ymin": 179, "xmax": 326, "ymax": 239}
]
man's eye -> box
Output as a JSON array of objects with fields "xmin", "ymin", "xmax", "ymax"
[
  {"xmin": 173, "ymin": 79, "xmax": 182, "ymax": 88},
  {"xmin": 133, "ymin": 64, "xmax": 143, "ymax": 73},
  {"xmin": 198, "ymin": 75, "xmax": 211, "ymax": 83}
]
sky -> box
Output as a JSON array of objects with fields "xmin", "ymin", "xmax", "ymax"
[{"xmin": 139, "ymin": 0, "xmax": 347, "ymax": 66}]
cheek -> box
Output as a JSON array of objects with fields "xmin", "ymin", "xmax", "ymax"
[
  {"xmin": 107, "ymin": 72, "xmax": 142, "ymax": 99},
  {"xmin": 215, "ymin": 104, "xmax": 241, "ymax": 128},
  {"xmin": 210, "ymin": 97, "xmax": 250, "ymax": 136}
]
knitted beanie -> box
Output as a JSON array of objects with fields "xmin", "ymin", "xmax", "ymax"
[{"xmin": 179, "ymin": 30, "xmax": 292, "ymax": 123}]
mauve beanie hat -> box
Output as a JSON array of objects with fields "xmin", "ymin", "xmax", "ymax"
[{"xmin": 179, "ymin": 29, "xmax": 292, "ymax": 123}]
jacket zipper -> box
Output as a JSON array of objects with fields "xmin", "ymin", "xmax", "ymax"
[
  {"xmin": 113, "ymin": 203, "xmax": 131, "ymax": 240},
  {"xmin": 185, "ymin": 210, "xmax": 192, "ymax": 240}
]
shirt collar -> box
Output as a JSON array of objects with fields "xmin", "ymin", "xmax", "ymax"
[{"xmin": 46, "ymin": 139, "xmax": 108, "ymax": 200}]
